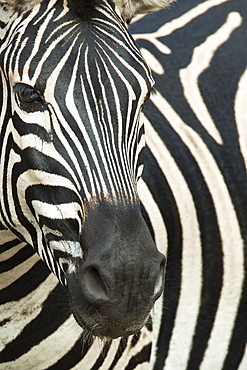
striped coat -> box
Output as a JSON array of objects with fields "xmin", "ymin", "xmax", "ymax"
[{"xmin": 1, "ymin": 0, "xmax": 247, "ymax": 369}]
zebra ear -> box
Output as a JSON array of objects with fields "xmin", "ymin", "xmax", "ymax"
[
  {"xmin": 114, "ymin": 0, "xmax": 175, "ymax": 23},
  {"xmin": 1, "ymin": 0, "xmax": 40, "ymax": 11}
]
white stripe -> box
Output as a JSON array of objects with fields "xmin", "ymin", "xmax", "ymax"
[
  {"xmin": 0, "ymin": 75, "xmax": 12, "ymax": 227},
  {"xmin": 0, "ymin": 241, "xmax": 24, "ymax": 261},
  {"xmin": 143, "ymin": 114, "xmax": 202, "ymax": 369},
  {"xmin": 94, "ymin": 61, "xmax": 127, "ymax": 195},
  {"xmin": 64, "ymin": 43, "xmax": 104, "ymax": 195},
  {"xmin": 22, "ymin": 8, "xmax": 56, "ymax": 79},
  {"xmin": 29, "ymin": 22, "xmax": 79, "ymax": 84},
  {"xmin": 44, "ymin": 38, "xmax": 92, "ymax": 199},
  {"xmin": 133, "ymin": 0, "xmax": 232, "ymax": 77},
  {"xmin": 16, "ymin": 170, "xmax": 80, "ymax": 256},
  {"xmin": 95, "ymin": 7, "xmax": 153, "ymax": 79},
  {"xmin": 0, "ymin": 273, "xmax": 57, "ymax": 353},
  {"xmin": 151, "ymin": 91, "xmax": 244, "ymax": 369},
  {"xmin": 138, "ymin": 177, "xmax": 168, "ymax": 256},
  {"xmin": 0, "ymin": 251, "xmax": 39, "ymax": 290},
  {"xmin": 93, "ymin": 41, "xmax": 139, "ymax": 198},
  {"xmin": 2, "ymin": 315, "xmax": 81, "ymax": 369},
  {"xmin": 12, "ymin": 130, "xmax": 81, "ymax": 191},
  {"xmin": 49, "ymin": 240, "xmax": 82, "ymax": 258},
  {"xmin": 140, "ymin": 48, "xmax": 165, "ymax": 75},
  {"xmin": 238, "ymin": 343, "xmax": 247, "ymax": 370},
  {"xmin": 110, "ymin": 327, "xmax": 152, "ymax": 370},
  {"xmin": 94, "ymin": 36, "xmax": 149, "ymax": 196},
  {"xmin": 83, "ymin": 55, "xmax": 116, "ymax": 194},
  {"xmin": 235, "ymin": 66, "xmax": 247, "ymax": 171},
  {"xmin": 6, "ymin": 148, "xmax": 22, "ymax": 228},
  {"xmin": 31, "ymin": 200, "xmax": 81, "ymax": 221},
  {"xmin": 180, "ymin": 12, "xmax": 242, "ymax": 145},
  {"xmin": 137, "ymin": 178, "xmax": 168, "ymax": 370},
  {"xmin": 0, "ymin": 5, "xmax": 17, "ymax": 40},
  {"xmin": 134, "ymin": 0, "xmax": 231, "ymax": 44},
  {"xmin": 32, "ymin": 0, "xmax": 57, "ymax": 26},
  {"xmin": 81, "ymin": 47, "xmax": 113, "ymax": 193}
]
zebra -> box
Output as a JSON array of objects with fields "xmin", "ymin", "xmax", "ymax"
[
  {"xmin": 1, "ymin": 1, "xmax": 247, "ymax": 370},
  {"xmin": 0, "ymin": 0, "xmax": 173, "ymax": 369},
  {"xmin": 130, "ymin": 0, "xmax": 247, "ymax": 368}
]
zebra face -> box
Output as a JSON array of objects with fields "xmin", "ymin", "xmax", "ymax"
[{"xmin": 0, "ymin": 0, "xmax": 166, "ymax": 339}]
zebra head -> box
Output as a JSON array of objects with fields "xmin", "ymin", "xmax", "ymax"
[{"xmin": 0, "ymin": 0, "xmax": 172, "ymax": 339}]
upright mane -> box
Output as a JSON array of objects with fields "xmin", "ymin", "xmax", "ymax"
[
  {"xmin": 4, "ymin": 0, "xmax": 104, "ymax": 19},
  {"xmin": 3, "ymin": 0, "xmax": 174, "ymax": 22}
]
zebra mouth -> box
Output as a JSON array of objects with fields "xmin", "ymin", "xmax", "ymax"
[
  {"xmin": 72, "ymin": 308, "xmax": 91, "ymax": 333},
  {"xmin": 70, "ymin": 296, "xmax": 149, "ymax": 340},
  {"xmin": 67, "ymin": 276, "xmax": 151, "ymax": 340}
]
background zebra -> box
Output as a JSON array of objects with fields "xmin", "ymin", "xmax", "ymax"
[
  {"xmin": 132, "ymin": 0, "xmax": 247, "ymax": 368},
  {"xmin": 1, "ymin": 0, "xmax": 247, "ymax": 370}
]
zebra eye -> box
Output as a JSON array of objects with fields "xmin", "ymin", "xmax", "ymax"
[{"xmin": 14, "ymin": 83, "xmax": 45, "ymax": 111}]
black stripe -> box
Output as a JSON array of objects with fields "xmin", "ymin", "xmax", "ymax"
[
  {"xmin": 125, "ymin": 343, "xmax": 151, "ymax": 370},
  {"xmin": 0, "ymin": 237, "xmax": 21, "ymax": 253},
  {"xmin": 143, "ymin": 147, "xmax": 183, "ymax": 368},
  {"xmin": 108, "ymin": 337, "xmax": 129, "ymax": 369},
  {"xmin": 0, "ymin": 283, "xmax": 69, "ymax": 363},
  {"xmin": 91, "ymin": 343, "xmax": 112, "ymax": 370},
  {"xmin": 222, "ymin": 275, "xmax": 247, "ymax": 370},
  {"xmin": 0, "ymin": 243, "xmax": 35, "ymax": 273},
  {"xmin": 47, "ymin": 337, "xmax": 92, "ymax": 370},
  {"xmin": 0, "ymin": 259, "xmax": 50, "ymax": 304}
]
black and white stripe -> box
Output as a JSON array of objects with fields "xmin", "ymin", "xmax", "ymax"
[
  {"xmin": 131, "ymin": 0, "xmax": 247, "ymax": 368},
  {"xmin": 1, "ymin": 0, "xmax": 247, "ymax": 369}
]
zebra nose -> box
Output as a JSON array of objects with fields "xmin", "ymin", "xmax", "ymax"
[
  {"xmin": 78, "ymin": 251, "xmax": 166, "ymax": 306},
  {"xmin": 81, "ymin": 266, "xmax": 108, "ymax": 301},
  {"xmin": 68, "ymin": 243, "xmax": 165, "ymax": 338},
  {"xmin": 67, "ymin": 204, "xmax": 166, "ymax": 338}
]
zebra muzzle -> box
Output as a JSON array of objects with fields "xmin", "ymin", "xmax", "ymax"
[{"xmin": 66, "ymin": 204, "xmax": 166, "ymax": 339}]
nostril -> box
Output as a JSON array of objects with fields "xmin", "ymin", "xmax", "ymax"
[
  {"xmin": 160, "ymin": 257, "xmax": 166, "ymax": 274},
  {"xmin": 160, "ymin": 253, "xmax": 166, "ymax": 269},
  {"xmin": 154, "ymin": 257, "xmax": 166, "ymax": 300},
  {"xmin": 83, "ymin": 267, "xmax": 108, "ymax": 300},
  {"xmin": 154, "ymin": 271, "xmax": 164, "ymax": 300}
]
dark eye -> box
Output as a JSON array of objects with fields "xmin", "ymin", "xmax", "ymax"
[{"xmin": 14, "ymin": 83, "xmax": 45, "ymax": 111}]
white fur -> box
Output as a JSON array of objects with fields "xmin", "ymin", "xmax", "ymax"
[
  {"xmin": 114, "ymin": 0, "xmax": 175, "ymax": 22},
  {"xmin": 1, "ymin": 0, "xmax": 40, "ymax": 12}
]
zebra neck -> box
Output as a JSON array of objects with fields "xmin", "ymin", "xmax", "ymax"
[{"xmin": 0, "ymin": 227, "xmax": 25, "ymax": 252}]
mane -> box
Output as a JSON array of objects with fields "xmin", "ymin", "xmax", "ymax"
[
  {"xmin": 6, "ymin": 0, "xmax": 104, "ymax": 19},
  {"xmin": 67, "ymin": 0, "xmax": 104, "ymax": 20}
]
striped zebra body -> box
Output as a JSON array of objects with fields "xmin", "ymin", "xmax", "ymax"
[
  {"xmin": 132, "ymin": 0, "xmax": 247, "ymax": 368},
  {"xmin": 1, "ymin": 0, "xmax": 247, "ymax": 369}
]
